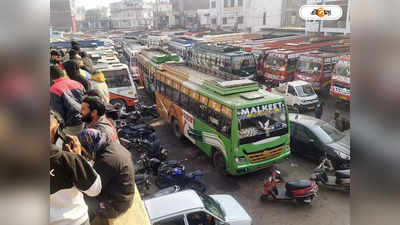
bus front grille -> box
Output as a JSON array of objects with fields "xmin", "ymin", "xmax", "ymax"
[{"xmin": 245, "ymin": 146, "xmax": 285, "ymax": 163}]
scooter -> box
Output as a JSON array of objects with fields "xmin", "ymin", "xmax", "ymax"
[
  {"xmin": 260, "ymin": 168, "xmax": 318, "ymax": 204},
  {"xmin": 311, "ymin": 156, "xmax": 350, "ymax": 192}
]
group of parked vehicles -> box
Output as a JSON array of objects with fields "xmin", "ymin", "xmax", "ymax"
[{"xmin": 52, "ymin": 31, "xmax": 351, "ymax": 224}]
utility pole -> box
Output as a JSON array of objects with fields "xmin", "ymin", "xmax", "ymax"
[{"xmin": 318, "ymin": 0, "xmax": 324, "ymax": 36}]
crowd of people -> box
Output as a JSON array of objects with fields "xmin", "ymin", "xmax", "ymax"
[{"xmin": 49, "ymin": 41, "xmax": 135, "ymax": 225}]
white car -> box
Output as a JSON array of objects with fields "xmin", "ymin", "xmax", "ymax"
[
  {"xmin": 270, "ymin": 80, "xmax": 319, "ymax": 112},
  {"xmin": 144, "ymin": 190, "xmax": 252, "ymax": 225}
]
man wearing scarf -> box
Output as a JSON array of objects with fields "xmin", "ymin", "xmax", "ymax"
[{"xmin": 77, "ymin": 129, "xmax": 135, "ymax": 223}]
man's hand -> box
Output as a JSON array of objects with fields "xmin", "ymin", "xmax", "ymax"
[{"xmin": 64, "ymin": 135, "xmax": 82, "ymax": 156}]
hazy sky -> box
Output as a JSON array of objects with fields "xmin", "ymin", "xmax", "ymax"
[{"xmin": 76, "ymin": 0, "xmax": 154, "ymax": 9}]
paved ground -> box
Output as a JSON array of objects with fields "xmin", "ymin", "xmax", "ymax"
[{"xmin": 135, "ymin": 85, "xmax": 350, "ymax": 225}]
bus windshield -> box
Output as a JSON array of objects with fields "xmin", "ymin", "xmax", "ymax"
[
  {"xmin": 238, "ymin": 102, "xmax": 288, "ymax": 145},
  {"xmin": 297, "ymin": 58, "xmax": 322, "ymax": 75},
  {"xmin": 335, "ymin": 60, "xmax": 350, "ymax": 77},
  {"xmin": 103, "ymin": 69, "xmax": 132, "ymax": 88},
  {"xmin": 265, "ymin": 54, "xmax": 285, "ymax": 68}
]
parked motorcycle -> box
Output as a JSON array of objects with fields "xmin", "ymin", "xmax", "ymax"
[
  {"xmin": 135, "ymin": 173, "xmax": 151, "ymax": 196},
  {"xmin": 311, "ymin": 156, "xmax": 350, "ymax": 192},
  {"xmin": 119, "ymin": 133, "xmax": 167, "ymax": 161},
  {"xmin": 155, "ymin": 163, "xmax": 206, "ymax": 193},
  {"xmin": 260, "ymin": 168, "xmax": 318, "ymax": 204},
  {"xmin": 135, "ymin": 103, "xmax": 159, "ymax": 118}
]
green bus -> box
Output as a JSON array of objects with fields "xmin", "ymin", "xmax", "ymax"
[
  {"xmin": 154, "ymin": 63, "xmax": 290, "ymax": 175},
  {"xmin": 136, "ymin": 48, "xmax": 180, "ymax": 98}
]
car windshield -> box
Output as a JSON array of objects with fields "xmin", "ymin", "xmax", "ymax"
[
  {"xmin": 297, "ymin": 59, "xmax": 321, "ymax": 75},
  {"xmin": 238, "ymin": 102, "xmax": 288, "ymax": 145},
  {"xmin": 197, "ymin": 192, "xmax": 225, "ymax": 220},
  {"xmin": 295, "ymin": 84, "xmax": 316, "ymax": 97},
  {"xmin": 311, "ymin": 122, "xmax": 345, "ymax": 144},
  {"xmin": 335, "ymin": 60, "xmax": 350, "ymax": 77}
]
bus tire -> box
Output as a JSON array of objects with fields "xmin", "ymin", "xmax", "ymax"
[
  {"xmin": 172, "ymin": 118, "xmax": 183, "ymax": 140},
  {"xmin": 212, "ymin": 149, "xmax": 228, "ymax": 176},
  {"xmin": 110, "ymin": 99, "xmax": 127, "ymax": 113}
]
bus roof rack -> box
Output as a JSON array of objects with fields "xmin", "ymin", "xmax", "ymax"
[
  {"xmin": 204, "ymin": 79, "xmax": 259, "ymax": 95},
  {"xmin": 217, "ymin": 79, "xmax": 257, "ymax": 88}
]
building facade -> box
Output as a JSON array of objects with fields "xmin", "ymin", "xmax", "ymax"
[
  {"xmin": 170, "ymin": 0, "xmax": 209, "ymax": 28},
  {"xmin": 153, "ymin": 0, "xmax": 173, "ymax": 30},
  {"xmin": 110, "ymin": 0, "xmax": 153, "ymax": 30},
  {"xmin": 50, "ymin": 0, "xmax": 73, "ymax": 32},
  {"xmin": 281, "ymin": 0, "xmax": 307, "ymax": 28},
  {"xmin": 305, "ymin": 0, "xmax": 351, "ymax": 35},
  {"xmin": 199, "ymin": 0, "xmax": 283, "ymax": 33}
]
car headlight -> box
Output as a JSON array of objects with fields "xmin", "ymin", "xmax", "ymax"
[{"xmin": 235, "ymin": 156, "xmax": 246, "ymax": 163}]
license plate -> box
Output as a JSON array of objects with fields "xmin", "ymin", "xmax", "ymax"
[{"xmin": 308, "ymin": 106, "xmax": 315, "ymax": 110}]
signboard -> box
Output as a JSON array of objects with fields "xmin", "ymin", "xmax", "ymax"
[
  {"xmin": 237, "ymin": 102, "xmax": 285, "ymax": 120},
  {"xmin": 182, "ymin": 110, "xmax": 195, "ymax": 144}
]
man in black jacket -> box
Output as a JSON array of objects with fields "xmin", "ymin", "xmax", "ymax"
[
  {"xmin": 77, "ymin": 128, "xmax": 135, "ymax": 220},
  {"xmin": 50, "ymin": 65, "xmax": 85, "ymax": 136}
]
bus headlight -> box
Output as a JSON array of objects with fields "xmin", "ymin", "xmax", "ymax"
[{"xmin": 235, "ymin": 157, "xmax": 246, "ymax": 163}]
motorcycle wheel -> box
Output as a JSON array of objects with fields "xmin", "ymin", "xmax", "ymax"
[
  {"xmin": 186, "ymin": 180, "xmax": 207, "ymax": 193},
  {"xmin": 155, "ymin": 178, "xmax": 170, "ymax": 189}
]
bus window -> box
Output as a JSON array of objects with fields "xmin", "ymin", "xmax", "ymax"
[
  {"xmin": 165, "ymin": 84, "xmax": 173, "ymax": 99},
  {"xmin": 324, "ymin": 63, "xmax": 333, "ymax": 72},
  {"xmin": 220, "ymin": 116, "xmax": 232, "ymax": 138},
  {"xmin": 160, "ymin": 81, "xmax": 166, "ymax": 96},
  {"xmin": 180, "ymin": 93, "xmax": 189, "ymax": 108},
  {"xmin": 287, "ymin": 58, "xmax": 297, "ymax": 70},
  {"xmin": 189, "ymin": 97, "xmax": 200, "ymax": 117},
  {"xmin": 173, "ymin": 87, "xmax": 180, "ymax": 102}
]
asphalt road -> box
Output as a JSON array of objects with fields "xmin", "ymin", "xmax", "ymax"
[{"xmin": 136, "ymin": 85, "xmax": 350, "ymax": 225}]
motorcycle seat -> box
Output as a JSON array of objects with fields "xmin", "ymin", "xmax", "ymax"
[
  {"xmin": 335, "ymin": 170, "xmax": 350, "ymax": 178},
  {"xmin": 135, "ymin": 174, "xmax": 149, "ymax": 185},
  {"xmin": 187, "ymin": 169, "xmax": 203, "ymax": 178},
  {"xmin": 285, "ymin": 180, "xmax": 312, "ymax": 191}
]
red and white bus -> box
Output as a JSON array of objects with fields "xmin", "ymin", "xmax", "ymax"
[
  {"xmin": 330, "ymin": 55, "xmax": 351, "ymax": 101},
  {"xmin": 294, "ymin": 51, "xmax": 347, "ymax": 91},
  {"xmin": 95, "ymin": 63, "xmax": 138, "ymax": 111}
]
